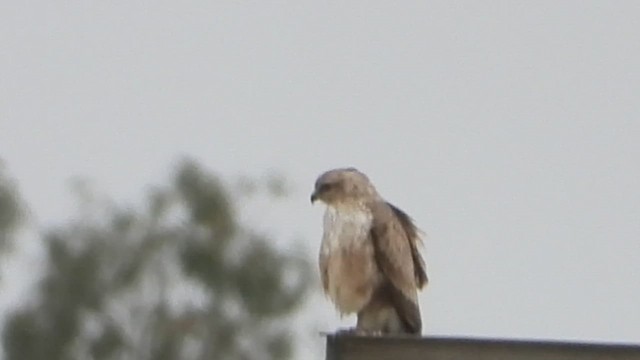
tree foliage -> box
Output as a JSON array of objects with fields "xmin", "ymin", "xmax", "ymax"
[
  {"xmin": 2, "ymin": 159, "xmax": 312, "ymax": 360},
  {"xmin": 0, "ymin": 162, "xmax": 24, "ymax": 252}
]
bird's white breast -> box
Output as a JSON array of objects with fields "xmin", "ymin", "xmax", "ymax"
[
  {"xmin": 320, "ymin": 205, "xmax": 377, "ymax": 314},
  {"xmin": 321, "ymin": 205, "xmax": 373, "ymax": 254}
]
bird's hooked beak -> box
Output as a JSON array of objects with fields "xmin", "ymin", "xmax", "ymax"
[{"xmin": 310, "ymin": 191, "xmax": 318, "ymax": 204}]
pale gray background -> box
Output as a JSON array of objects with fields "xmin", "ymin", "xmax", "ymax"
[{"xmin": 2, "ymin": 1, "xmax": 639, "ymax": 358}]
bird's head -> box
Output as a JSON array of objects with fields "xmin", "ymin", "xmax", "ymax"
[{"xmin": 310, "ymin": 167, "xmax": 377, "ymax": 206}]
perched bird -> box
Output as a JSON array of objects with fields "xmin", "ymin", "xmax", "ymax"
[{"xmin": 310, "ymin": 168, "xmax": 428, "ymax": 335}]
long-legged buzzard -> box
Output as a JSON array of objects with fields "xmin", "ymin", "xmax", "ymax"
[{"xmin": 311, "ymin": 168, "xmax": 428, "ymax": 335}]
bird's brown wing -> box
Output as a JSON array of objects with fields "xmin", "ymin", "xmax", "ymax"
[
  {"xmin": 368, "ymin": 201, "xmax": 422, "ymax": 334},
  {"xmin": 387, "ymin": 202, "xmax": 428, "ymax": 288}
]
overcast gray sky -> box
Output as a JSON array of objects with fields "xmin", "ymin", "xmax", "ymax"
[{"xmin": 2, "ymin": 0, "xmax": 639, "ymax": 357}]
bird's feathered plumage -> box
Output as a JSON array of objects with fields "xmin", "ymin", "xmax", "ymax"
[{"xmin": 311, "ymin": 168, "xmax": 428, "ymax": 335}]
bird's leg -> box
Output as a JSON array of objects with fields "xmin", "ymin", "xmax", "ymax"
[
  {"xmin": 335, "ymin": 327, "xmax": 383, "ymax": 336},
  {"xmin": 354, "ymin": 310, "xmax": 385, "ymax": 336},
  {"xmin": 353, "ymin": 329, "xmax": 383, "ymax": 337},
  {"xmin": 335, "ymin": 327, "xmax": 360, "ymax": 336}
]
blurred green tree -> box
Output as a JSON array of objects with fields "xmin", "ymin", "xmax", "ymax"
[
  {"xmin": 0, "ymin": 162, "xmax": 24, "ymax": 253},
  {"xmin": 2, "ymin": 159, "xmax": 312, "ymax": 360}
]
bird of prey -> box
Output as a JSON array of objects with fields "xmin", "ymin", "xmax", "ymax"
[{"xmin": 310, "ymin": 168, "xmax": 428, "ymax": 335}]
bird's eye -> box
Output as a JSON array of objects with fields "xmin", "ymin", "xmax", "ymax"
[{"xmin": 319, "ymin": 183, "xmax": 332, "ymax": 192}]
